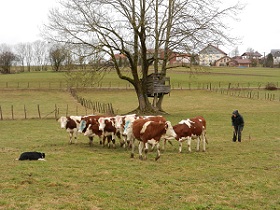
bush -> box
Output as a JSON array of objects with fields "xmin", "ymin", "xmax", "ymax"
[{"xmin": 265, "ymin": 83, "xmax": 278, "ymax": 90}]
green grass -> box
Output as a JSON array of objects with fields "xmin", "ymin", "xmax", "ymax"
[
  {"xmin": 0, "ymin": 67, "xmax": 280, "ymax": 209},
  {"xmin": 1, "ymin": 67, "xmax": 280, "ymax": 89}
]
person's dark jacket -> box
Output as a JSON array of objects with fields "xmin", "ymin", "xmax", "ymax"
[{"xmin": 231, "ymin": 110, "xmax": 244, "ymax": 127}]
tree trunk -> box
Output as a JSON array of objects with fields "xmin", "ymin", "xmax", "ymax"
[
  {"xmin": 129, "ymin": 81, "xmax": 161, "ymax": 115},
  {"xmin": 156, "ymin": 94, "xmax": 164, "ymax": 111}
]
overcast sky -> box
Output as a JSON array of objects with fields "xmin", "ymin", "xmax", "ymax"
[{"xmin": 0, "ymin": 0, "xmax": 279, "ymax": 55}]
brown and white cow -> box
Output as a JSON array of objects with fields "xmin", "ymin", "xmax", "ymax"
[
  {"xmin": 98, "ymin": 117, "xmax": 119, "ymax": 148},
  {"xmin": 129, "ymin": 118, "xmax": 177, "ymax": 161},
  {"xmin": 58, "ymin": 116, "xmax": 81, "ymax": 144},
  {"xmin": 176, "ymin": 116, "xmax": 207, "ymax": 152},
  {"xmin": 78, "ymin": 115, "xmax": 105, "ymax": 146},
  {"xmin": 124, "ymin": 115, "xmax": 167, "ymax": 149}
]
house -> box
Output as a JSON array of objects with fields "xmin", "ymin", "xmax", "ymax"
[
  {"xmin": 214, "ymin": 56, "xmax": 232, "ymax": 66},
  {"xmin": 229, "ymin": 58, "xmax": 252, "ymax": 67},
  {"xmin": 241, "ymin": 51, "xmax": 262, "ymax": 60},
  {"xmin": 199, "ymin": 44, "xmax": 227, "ymax": 66},
  {"xmin": 169, "ymin": 52, "xmax": 192, "ymax": 65},
  {"xmin": 270, "ymin": 49, "xmax": 280, "ymax": 65}
]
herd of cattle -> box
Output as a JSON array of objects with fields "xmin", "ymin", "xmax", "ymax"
[{"xmin": 58, "ymin": 114, "xmax": 208, "ymax": 161}]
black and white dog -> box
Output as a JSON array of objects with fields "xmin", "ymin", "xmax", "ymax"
[{"xmin": 17, "ymin": 152, "xmax": 46, "ymax": 161}]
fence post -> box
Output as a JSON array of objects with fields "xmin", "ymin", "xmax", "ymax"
[
  {"xmin": 11, "ymin": 105, "xmax": 14, "ymax": 120},
  {"xmin": 24, "ymin": 105, "xmax": 27, "ymax": 119},
  {"xmin": 0, "ymin": 105, "xmax": 2, "ymax": 120},
  {"xmin": 55, "ymin": 104, "xmax": 58, "ymax": 119},
  {"xmin": 37, "ymin": 105, "xmax": 41, "ymax": 119}
]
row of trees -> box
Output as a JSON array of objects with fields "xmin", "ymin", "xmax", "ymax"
[
  {"xmin": 0, "ymin": 41, "xmax": 49, "ymax": 73},
  {"xmin": 0, "ymin": 41, "xmax": 108, "ymax": 74}
]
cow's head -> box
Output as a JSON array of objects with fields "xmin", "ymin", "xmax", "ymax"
[
  {"xmin": 78, "ymin": 120, "xmax": 87, "ymax": 133},
  {"xmin": 58, "ymin": 116, "xmax": 68, "ymax": 129},
  {"xmin": 165, "ymin": 121, "xmax": 177, "ymax": 138},
  {"xmin": 114, "ymin": 115, "xmax": 123, "ymax": 130},
  {"xmin": 84, "ymin": 124, "xmax": 93, "ymax": 136}
]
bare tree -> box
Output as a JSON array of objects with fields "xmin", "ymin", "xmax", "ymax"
[
  {"xmin": 14, "ymin": 43, "xmax": 26, "ymax": 72},
  {"xmin": 33, "ymin": 40, "xmax": 48, "ymax": 71},
  {"xmin": 25, "ymin": 43, "xmax": 33, "ymax": 72},
  {"xmin": 44, "ymin": 0, "xmax": 243, "ymax": 114}
]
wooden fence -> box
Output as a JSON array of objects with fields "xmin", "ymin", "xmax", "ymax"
[
  {"xmin": 0, "ymin": 81, "xmax": 278, "ymax": 90},
  {"xmin": 69, "ymin": 88, "xmax": 114, "ymax": 115},
  {"xmin": 0, "ymin": 102, "xmax": 113, "ymax": 120}
]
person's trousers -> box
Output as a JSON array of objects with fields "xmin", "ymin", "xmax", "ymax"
[{"xmin": 233, "ymin": 125, "xmax": 243, "ymax": 142}]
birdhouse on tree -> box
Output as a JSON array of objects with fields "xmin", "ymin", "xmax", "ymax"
[{"xmin": 146, "ymin": 73, "xmax": 171, "ymax": 97}]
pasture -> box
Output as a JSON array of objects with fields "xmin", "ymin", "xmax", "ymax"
[{"xmin": 0, "ymin": 67, "xmax": 279, "ymax": 209}]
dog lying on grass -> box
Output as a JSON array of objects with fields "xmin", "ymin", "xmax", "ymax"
[{"xmin": 16, "ymin": 152, "xmax": 46, "ymax": 161}]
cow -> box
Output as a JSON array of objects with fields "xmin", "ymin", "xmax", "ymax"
[
  {"xmin": 128, "ymin": 118, "xmax": 177, "ymax": 161},
  {"xmin": 162, "ymin": 116, "xmax": 207, "ymax": 152},
  {"xmin": 83, "ymin": 122, "xmax": 104, "ymax": 145},
  {"xmin": 58, "ymin": 116, "xmax": 81, "ymax": 144},
  {"xmin": 98, "ymin": 117, "xmax": 118, "ymax": 148},
  {"xmin": 78, "ymin": 115, "xmax": 105, "ymax": 146},
  {"xmin": 176, "ymin": 116, "xmax": 207, "ymax": 152},
  {"xmin": 123, "ymin": 115, "xmax": 167, "ymax": 149}
]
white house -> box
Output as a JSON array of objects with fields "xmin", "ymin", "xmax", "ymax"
[
  {"xmin": 270, "ymin": 49, "xmax": 280, "ymax": 65},
  {"xmin": 199, "ymin": 44, "xmax": 227, "ymax": 66}
]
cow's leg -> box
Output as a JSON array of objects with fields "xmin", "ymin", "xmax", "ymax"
[
  {"xmin": 99, "ymin": 136, "xmax": 103, "ymax": 145},
  {"xmin": 196, "ymin": 136, "xmax": 200, "ymax": 152},
  {"xmin": 106, "ymin": 135, "xmax": 112, "ymax": 148},
  {"xmin": 162, "ymin": 138, "xmax": 166, "ymax": 151},
  {"xmin": 69, "ymin": 132, "xmax": 73, "ymax": 144},
  {"xmin": 138, "ymin": 141, "xmax": 144, "ymax": 160},
  {"xmin": 111, "ymin": 134, "xmax": 116, "ymax": 148},
  {"xmin": 74, "ymin": 130, "xmax": 78, "ymax": 144},
  {"xmin": 130, "ymin": 138, "xmax": 135, "ymax": 158},
  {"xmin": 187, "ymin": 137, "xmax": 192, "ymax": 152},
  {"xmin": 202, "ymin": 133, "xmax": 206, "ymax": 152},
  {"xmin": 102, "ymin": 135, "xmax": 107, "ymax": 147},
  {"xmin": 178, "ymin": 140, "xmax": 183, "ymax": 153},
  {"xmin": 144, "ymin": 142, "xmax": 149, "ymax": 160},
  {"xmin": 88, "ymin": 136, "xmax": 93, "ymax": 146},
  {"xmin": 150, "ymin": 143, "xmax": 155, "ymax": 151},
  {"xmin": 155, "ymin": 142, "xmax": 161, "ymax": 161},
  {"xmin": 121, "ymin": 135, "xmax": 127, "ymax": 148}
]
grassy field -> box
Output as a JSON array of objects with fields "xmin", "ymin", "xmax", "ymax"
[{"xmin": 0, "ymin": 68, "xmax": 279, "ymax": 209}]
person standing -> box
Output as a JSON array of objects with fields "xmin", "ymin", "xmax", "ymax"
[{"xmin": 231, "ymin": 110, "xmax": 244, "ymax": 142}]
